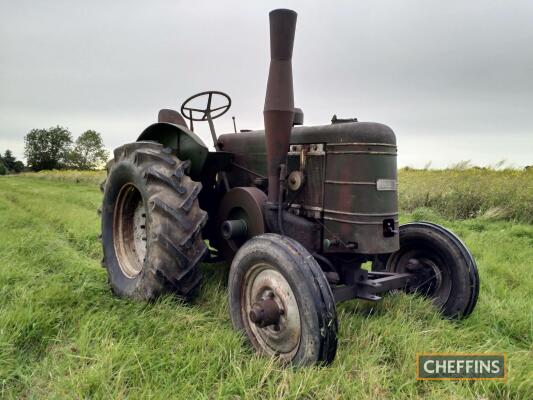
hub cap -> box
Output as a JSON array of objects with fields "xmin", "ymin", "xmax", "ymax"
[
  {"xmin": 113, "ymin": 184, "xmax": 147, "ymax": 278},
  {"xmin": 242, "ymin": 263, "xmax": 301, "ymax": 360}
]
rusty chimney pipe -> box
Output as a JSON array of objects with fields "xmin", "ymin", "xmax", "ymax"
[{"xmin": 263, "ymin": 9, "xmax": 297, "ymax": 203}]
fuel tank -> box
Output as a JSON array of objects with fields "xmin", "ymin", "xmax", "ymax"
[{"xmin": 218, "ymin": 121, "xmax": 400, "ymax": 254}]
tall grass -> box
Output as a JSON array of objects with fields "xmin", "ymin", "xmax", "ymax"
[
  {"xmin": 399, "ymin": 167, "xmax": 533, "ymax": 223},
  {"xmin": 18, "ymin": 169, "xmax": 106, "ymax": 185},
  {"xmin": 16, "ymin": 167, "xmax": 533, "ymax": 223}
]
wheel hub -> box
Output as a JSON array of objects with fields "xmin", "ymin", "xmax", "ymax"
[
  {"xmin": 406, "ymin": 257, "xmax": 444, "ymax": 295},
  {"xmin": 113, "ymin": 184, "xmax": 147, "ymax": 278},
  {"xmin": 249, "ymin": 296, "xmax": 283, "ymax": 328},
  {"xmin": 243, "ymin": 264, "xmax": 300, "ymax": 357},
  {"xmin": 132, "ymin": 202, "xmax": 147, "ymax": 264}
]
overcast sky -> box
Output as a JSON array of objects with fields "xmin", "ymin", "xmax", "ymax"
[{"xmin": 1, "ymin": 0, "xmax": 532, "ymax": 167}]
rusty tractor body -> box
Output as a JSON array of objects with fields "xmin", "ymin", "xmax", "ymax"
[{"xmin": 100, "ymin": 9, "xmax": 479, "ymax": 366}]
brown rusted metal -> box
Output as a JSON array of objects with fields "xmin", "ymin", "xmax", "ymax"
[
  {"xmin": 113, "ymin": 184, "xmax": 146, "ymax": 279},
  {"xmin": 219, "ymin": 123, "xmax": 400, "ymax": 255},
  {"xmin": 286, "ymin": 144, "xmax": 325, "ymax": 219},
  {"xmin": 264, "ymin": 9, "xmax": 297, "ymax": 203},
  {"xmin": 218, "ymin": 122, "xmax": 397, "ymax": 184},
  {"xmin": 249, "ymin": 298, "xmax": 281, "ymax": 328},
  {"xmin": 158, "ymin": 109, "xmax": 188, "ymax": 127},
  {"xmin": 221, "ymin": 219, "xmax": 248, "ymax": 240},
  {"xmin": 217, "ymin": 187, "xmax": 267, "ymax": 263},
  {"xmin": 241, "ymin": 261, "xmax": 301, "ymax": 359},
  {"xmin": 323, "ymin": 141, "xmax": 399, "ymax": 254}
]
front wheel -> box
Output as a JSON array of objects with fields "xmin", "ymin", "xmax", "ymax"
[
  {"xmin": 228, "ymin": 234, "xmax": 338, "ymax": 366},
  {"xmin": 385, "ymin": 222, "xmax": 479, "ymax": 319}
]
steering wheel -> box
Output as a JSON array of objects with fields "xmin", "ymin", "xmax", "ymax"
[{"xmin": 180, "ymin": 91, "xmax": 231, "ymax": 122}]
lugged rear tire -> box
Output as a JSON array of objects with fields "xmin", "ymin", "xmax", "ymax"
[{"xmin": 101, "ymin": 141, "xmax": 208, "ymax": 301}]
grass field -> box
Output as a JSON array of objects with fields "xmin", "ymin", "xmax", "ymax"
[
  {"xmin": 0, "ymin": 172, "xmax": 532, "ymax": 399},
  {"xmin": 399, "ymin": 168, "xmax": 533, "ymax": 224}
]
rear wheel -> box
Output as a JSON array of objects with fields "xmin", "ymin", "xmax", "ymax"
[
  {"xmin": 229, "ymin": 234, "xmax": 337, "ymax": 366},
  {"xmin": 385, "ymin": 222, "xmax": 479, "ymax": 319},
  {"xmin": 101, "ymin": 141, "xmax": 208, "ymax": 301}
]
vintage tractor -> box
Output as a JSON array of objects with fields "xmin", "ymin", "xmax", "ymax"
[{"xmin": 100, "ymin": 9, "xmax": 479, "ymax": 366}]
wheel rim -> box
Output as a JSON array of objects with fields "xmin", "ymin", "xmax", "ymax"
[
  {"xmin": 390, "ymin": 247, "xmax": 452, "ymax": 308},
  {"xmin": 113, "ymin": 184, "xmax": 147, "ymax": 278},
  {"xmin": 241, "ymin": 262, "xmax": 301, "ymax": 360}
]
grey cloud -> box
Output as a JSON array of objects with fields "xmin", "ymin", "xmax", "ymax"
[{"xmin": 1, "ymin": 0, "xmax": 532, "ymax": 167}]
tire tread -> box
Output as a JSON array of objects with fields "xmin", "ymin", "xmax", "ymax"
[{"xmin": 101, "ymin": 141, "xmax": 206, "ymax": 301}]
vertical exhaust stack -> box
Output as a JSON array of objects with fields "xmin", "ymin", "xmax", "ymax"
[{"xmin": 264, "ymin": 9, "xmax": 297, "ymax": 203}]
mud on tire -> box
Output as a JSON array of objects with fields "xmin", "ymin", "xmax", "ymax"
[{"xmin": 100, "ymin": 141, "xmax": 208, "ymax": 301}]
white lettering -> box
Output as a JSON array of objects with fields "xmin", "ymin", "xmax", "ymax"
[
  {"xmin": 448, "ymin": 360, "xmax": 456, "ymax": 374},
  {"xmin": 466, "ymin": 360, "xmax": 474, "ymax": 373},
  {"xmin": 424, "ymin": 360, "xmax": 435, "ymax": 374},
  {"xmin": 418, "ymin": 355, "xmax": 504, "ymax": 379},
  {"xmin": 491, "ymin": 360, "xmax": 501, "ymax": 374},
  {"xmin": 480, "ymin": 360, "xmax": 491, "ymax": 374},
  {"xmin": 435, "ymin": 360, "xmax": 447, "ymax": 374}
]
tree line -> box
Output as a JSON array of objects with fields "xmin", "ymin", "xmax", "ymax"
[
  {"xmin": 0, "ymin": 126, "xmax": 109, "ymax": 175},
  {"xmin": 0, "ymin": 150, "xmax": 25, "ymax": 175}
]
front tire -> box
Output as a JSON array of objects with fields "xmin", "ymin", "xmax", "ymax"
[
  {"xmin": 229, "ymin": 234, "xmax": 338, "ymax": 366},
  {"xmin": 386, "ymin": 222, "xmax": 479, "ymax": 319},
  {"xmin": 101, "ymin": 142, "xmax": 208, "ymax": 301}
]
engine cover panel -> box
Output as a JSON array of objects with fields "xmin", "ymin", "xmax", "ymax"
[{"xmin": 323, "ymin": 142, "xmax": 399, "ymax": 254}]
